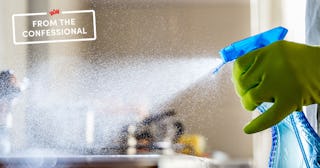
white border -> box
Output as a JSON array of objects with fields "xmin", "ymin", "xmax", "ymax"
[{"xmin": 12, "ymin": 10, "xmax": 96, "ymax": 45}]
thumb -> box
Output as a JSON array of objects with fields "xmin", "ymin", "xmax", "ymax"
[{"xmin": 243, "ymin": 101, "xmax": 295, "ymax": 134}]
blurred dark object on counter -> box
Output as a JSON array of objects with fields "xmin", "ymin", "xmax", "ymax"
[
  {"xmin": 101, "ymin": 109, "xmax": 206, "ymax": 157},
  {"xmin": 101, "ymin": 110, "xmax": 186, "ymax": 155},
  {"xmin": 0, "ymin": 70, "xmax": 20, "ymax": 101}
]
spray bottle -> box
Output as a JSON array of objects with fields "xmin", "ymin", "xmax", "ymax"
[{"xmin": 215, "ymin": 27, "xmax": 320, "ymax": 167}]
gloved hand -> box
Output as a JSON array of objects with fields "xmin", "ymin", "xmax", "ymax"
[{"xmin": 232, "ymin": 40, "xmax": 320, "ymax": 134}]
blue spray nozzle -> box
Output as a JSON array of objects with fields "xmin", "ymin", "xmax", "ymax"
[{"xmin": 213, "ymin": 26, "xmax": 288, "ymax": 74}]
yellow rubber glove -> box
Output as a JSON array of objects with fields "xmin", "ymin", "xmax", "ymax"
[{"xmin": 232, "ymin": 40, "xmax": 320, "ymax": 134}]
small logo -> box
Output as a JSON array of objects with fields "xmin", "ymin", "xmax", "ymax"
[
  {"xmin": 49, "ymin": 9, "xmax": 60, "ymax": 16},
  {"xmin": 12, "ymin": 10, "xmax": 96, "ymax": 45}
]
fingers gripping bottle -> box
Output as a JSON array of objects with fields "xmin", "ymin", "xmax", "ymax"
[{"xmin": 216, "ymin": 26, "xmax": 320, "ymax": 168}]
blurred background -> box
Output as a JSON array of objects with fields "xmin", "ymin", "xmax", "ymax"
[{"xmin": 0, "ymin": 0, "xmax": 306, "ymax": 165}]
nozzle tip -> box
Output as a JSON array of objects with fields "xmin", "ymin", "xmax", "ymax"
[{"xmin": 212, "ymin": 62, "xmax": 225, "ymax": 74}]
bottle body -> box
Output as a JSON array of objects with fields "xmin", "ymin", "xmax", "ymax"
[{"xmin": 258, "ymin": 103, "xmax": 320, "ymax": 168}]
